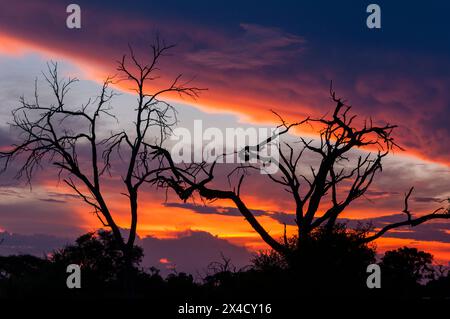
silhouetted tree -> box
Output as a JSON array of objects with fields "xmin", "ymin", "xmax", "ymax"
[
  {"xmin": 0, "ymin": 231, "xmax": 153, "ymax": 298},
  {"xmin": 152, "ymin": 87, "xmax": 450, "ymax": 256},
  {"xmin": 0, "ymin": 39, "xmax": 202, "ymax": 268},
  {"xmin": 380, "ymin": 246, "xmax": 434, "ymax": 296},
  {"xmin": 426, "ymin": 265, "xmax": 450, "ymax": 298},
  {"xmin": 252, "ymin": 224, "xmax": 376, "ymax": 295},
  {"xmin": 51, "ymin": 230, "xmax": 143, "ymax": 289},
  {"xmin": 1, "ymin": 235, "xmax": 449, "ymax": 299},
  {"xmin": 0, "ymin": 255, "xmax": 55, "ymax": 297}
]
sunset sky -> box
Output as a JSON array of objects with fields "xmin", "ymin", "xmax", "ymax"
[{"xmin": 0, "ymin": 0, "xmax": 449, "ymax": 271}]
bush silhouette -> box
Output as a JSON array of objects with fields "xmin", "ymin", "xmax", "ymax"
[
  {"xmin": 51, "ymin": 230, "xmax": 143, "ymax": 290},
  {"xmin": 248, "ymin": 224, "xmax": 377, "ymax": 297},
  {"xmin": 380, "ymin": 247, "xmax": 434, "ymax": 297},
  {"xmin": 2, "ymin": 229, "xmax": 450, "ymax": 300}
]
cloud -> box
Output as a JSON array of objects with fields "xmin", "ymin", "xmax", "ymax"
[
  {"xmin": 0, "ymin": 126, "xmax": 15, "ymax": 151},
  {"xmin": 37, "ymin": 192, "xmax": 80, "ymax": 204},
  {"xmin": 163, "ymin": 202, "xmax": 296, "ymax": 226},
  {"xmin": 139, "ymin": 230, "xmax": 252, "ymax": 277},
  {"xmin": 364, "ymin": 190, "xmax": 400, "ymax": 198},
  {"xmin": 0, "ymin": 191, "xmax": 88, "ymax": 237},
  {"xmin": 353, "ymin": 72, "xmax": 450, "ymax": 163},
  {"xmin": 0, "ymin": 231, "xmax": 71, "ymax": 256},
  {"xmin": 164, "ymin": 202, "xmax": 264, "ymax": 217},
  {"xmin": 0, "ymin": 2, "xmax": 449, "ymax": 165},
  {"xmin": 185, "ymin": 23, "xmax": 305, "ymax": 70},
  {"xmin": 38, "ymin": 198, "xmax": 67, "ymax": 204},
  {"xmin": 344, "ymin": 214, "xmax": 450, "ymax": 244},
  {"xmin": 414, "ymin": 197, "xmax": 446, "ymax": 203}
]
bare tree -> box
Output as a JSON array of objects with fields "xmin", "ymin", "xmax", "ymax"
[
  {"xmin": 151, "ymin": 87, "xmax": 450, "ymax": 255},
  {"xmin": 0, "ymin": 40, "xmax": 203, "ymax": 264}
]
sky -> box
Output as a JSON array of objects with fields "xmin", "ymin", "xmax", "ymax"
[{"xmin": 0, "ymin": 0, "xmax": 450, "ymax": 272}]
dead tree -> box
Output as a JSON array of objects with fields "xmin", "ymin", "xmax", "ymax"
[
  {"xmin": 151, "ymin": 88, "xmax": 450, "ymax": 255},
  {"xmin": 0, "ymin": 40, "xmax": 202, "ymax": 262}
]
